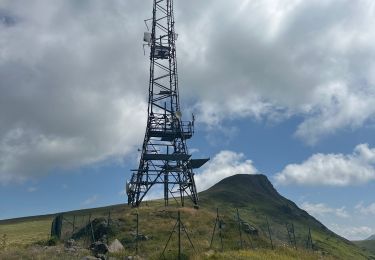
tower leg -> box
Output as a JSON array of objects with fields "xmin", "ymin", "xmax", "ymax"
[{"xmin": 164, "ymin": 172, "xmax": 169, "ymax": 206}]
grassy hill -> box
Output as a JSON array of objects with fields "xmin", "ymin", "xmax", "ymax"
[
  {"xmin": 0, "ymin": 174, "xmax": 373, "ymax": 259},
  {"xmin": 199, "ymin": 174, "xmax": 371, "ymax": 259},
  {"xmin": 354, "ymin": 240, "xmax": 375, "ymax": 256}
]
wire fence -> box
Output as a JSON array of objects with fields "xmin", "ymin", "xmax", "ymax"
[{"xmin": 52, "ymin": 206, "xmax": 315, "ymax": 258}]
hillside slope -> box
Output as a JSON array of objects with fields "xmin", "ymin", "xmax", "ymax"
[
  {"xmin": 0, "ymin": 174, "xmax": 372, "ymax": 259},
  {"xmin": 354, "ymin": 239, "xmax": 375, "ymax": 256},
  {"xmin": 199, "ymin": 174, "xmax": 372, "ymax": 259}
]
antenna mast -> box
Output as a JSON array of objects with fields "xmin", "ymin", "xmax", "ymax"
[{"xmin": 127, "ymin": 0, "xmax": 209, "ymax": 207}]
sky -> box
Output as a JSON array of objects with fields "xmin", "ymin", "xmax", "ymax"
[{"xmin": 1, "ymin": 0, "xmax": 375, "ymax": 241}]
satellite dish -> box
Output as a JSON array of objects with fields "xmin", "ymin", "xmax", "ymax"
[
  {"xmin": 175, "ymin": 111, "xmax": 182, "ymax": 119},
  {"xmin": 143, "ymin": 32, "xmax": 151, "ymax": 43}
]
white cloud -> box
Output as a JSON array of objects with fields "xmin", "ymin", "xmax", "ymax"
[
  {"xmin": 295, "ymin": 82, "xmax": 375, "ymax": 144},
  {"xmin": 355, "ymin": 202, "xmax": 375, "ymax": 216},
  {"xmin": 178, "ymin": 0, "xmax": 375, "ymax": 143},
  {"xmin": 301, "ymin": 202, "xmax": 349, "ymax": 219},
  {"xmin": 2, "ymin": 0, "xmax": 375, "ymax": 183},
  {"xmin": 195, "ymin": 150, "xmax": 258, "ymax": 192},
  {"xmin": 82, "ymin": 195, "xmax": 98, "ymax": 206},
  {"xmin": 193, "ymin": 97, "xmax": 275, "ymax": 127},
  {"xmin": 300, "ymin": 201, "xmax": 375, "ymax": 240},
  {"xmin": 0, "ymin": 1, "xmax": 148, "ymax": 183},
  {"xmin": 329, "ymin": 224, "xmax": 373, "ymax": 241},
  {"xmin": 27, "ymin": 187, "xmax": 37, "ymax": 193},
  {"xmin": 275, "ymin": 144, "xmax": 375, "ymax": 186}
]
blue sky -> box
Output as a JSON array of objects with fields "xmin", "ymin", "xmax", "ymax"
[{"xmin": 1, "ymin": 0, "xmax": 375, "ymax": 240}]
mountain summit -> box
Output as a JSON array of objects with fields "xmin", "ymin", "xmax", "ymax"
[
  {"xmin": 199, "ymin": 174, "xmax": 371, "ymax": 259},
  {"xmin": 200, "ymin": 174, "xmax": 292, "ymax": 205},
  {"xmin": 200, "ymin": 174, "xmax": 315, "ymax": 220}
]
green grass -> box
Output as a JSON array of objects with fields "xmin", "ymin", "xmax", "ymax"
[
  {"xmin": 191, "ymin": 248, "xmax": 336, "ymax": 260},
  {"xmin": 0, "ymin": 174, "xmax": 373, "ymax": 259},
  {"xmin": 354, "ymin": 240, "xmax": 375, "ymax": 256},
  {"xmin": 0, "ymin": 217, "xmax": 53, "ymax": 247}
]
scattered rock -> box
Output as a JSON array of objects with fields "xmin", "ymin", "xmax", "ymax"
[
  {"xmin": 90, "ymin": 241, "xmax": 109, "ymax": 256},
  {"xmin": 108, "ymin": 239, "xmax": 124, "ymax": 253},
  {"xmin": 81, "ymin": 256, "xmax": 100, "ymax": 260},
  {"xmin": 65, "ymin": 247, "xmax": 76, "ymax": 253},
  {"xmin": 65, "ymin": 238, "xmax": 76, "ymax": 248},
  {"xmin": 242, "ymin": 222, "xmax": 258, "ymax": 235},
  {"xmin": 129, "ymin": 231, "xmax": 151, "ymax": 241},
  {"xmin": 125, "ymin": 256, "xmax": 144, "ymax": 260},
  {"xmin": 96, "ymin": 253, "xmax": 107, "ymax": 260}
]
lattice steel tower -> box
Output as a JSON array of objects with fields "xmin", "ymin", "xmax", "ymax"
[{"xmin": 126, "ymin": 0, "xmax": 209, "ymax": 207}]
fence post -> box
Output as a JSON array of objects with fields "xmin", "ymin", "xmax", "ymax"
[
  {"xmin": 89, "ymin": 214, "xmax": 95, "ymax": 242},
  {"xmin": 160, "ymin": 210, "xmax": 195, "ymax": 259},
  {"xmin": 210, "ymin": 208, "xmax": 223, "ymax": 251},
  {"xmin": 306, "ymin": 227, "xmax": 313, "ymax": 250},
  {"xmin": 178, "ymin": 211, "xmax": 181, "ymax": 260},
  {"xmin": 72, "ymin": 215, "xmax": 76, "ymax": 234},
  {"xmin": 292, "ymin": 223, "xmax": 297, "ymax": 249},
  {"xmin": 107, "ymin": 211, "xmax": 111, "ymax": 226},
  {"xmin": 236, "ymin": 209, "xmax": 243, "ymax": 249},
  {"xmin": 266, "ymin": 217, "xmax": 274, "ymax": 250},
  {"xmin": 136, "ymin": 212, "xmax": 139, "ymax": 255}
]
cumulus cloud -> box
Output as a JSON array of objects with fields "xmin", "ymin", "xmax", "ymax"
[
  {"xmin": 195, "ymin": 150, "xmax": 258, "ymax": 191},
  {"xmin": 295, "ymin": 82, "xmax": 375, "ymax": 144},
  {"xmin": 356, "ymin": 202, "xmax": 375, "ymax": 216},
  {"xmin": 329, "ymin": 224, "xmax": 373, "ymax": 241},
  {"xmin": 300, "ymin": 201, "xmax": 375, "ymax": 240},
  {"xmin": 2, "ymin": 0, "xmax": 375, "ymax": 183},
  {"xmin": 0, "ymin": 0, "xmax": 148, "ymax": 183},
  {"xmin": 275, "ymin": 144, "xmax": 375, "ymax": 186},
  {"xmin": 177, "ymin": 0, "xmax": 375, "ymax": 143},
  {"xmin": 301, "ymin": 202, "xmax": 349, "ymax": 219}
]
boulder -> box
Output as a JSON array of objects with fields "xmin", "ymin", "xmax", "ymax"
[
  {"xmin": 73, "ymin": 218, "xmax": 120, "ymax": 241},
  {"xmin": 108, "ymin": 239, "xmax": 124, "ymax": 253},
  {"xmin": 65, "ymin": 239, "xmax": 76, "ymax": 248},
  {"xmin": 90, "ymin": 241, "xmax": 109, "ymax": 255}
]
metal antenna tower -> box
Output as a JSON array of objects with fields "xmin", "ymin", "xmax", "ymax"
[{"xmin": 127, "ymin": 0, "xmax": 209, "ymax": 208}]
